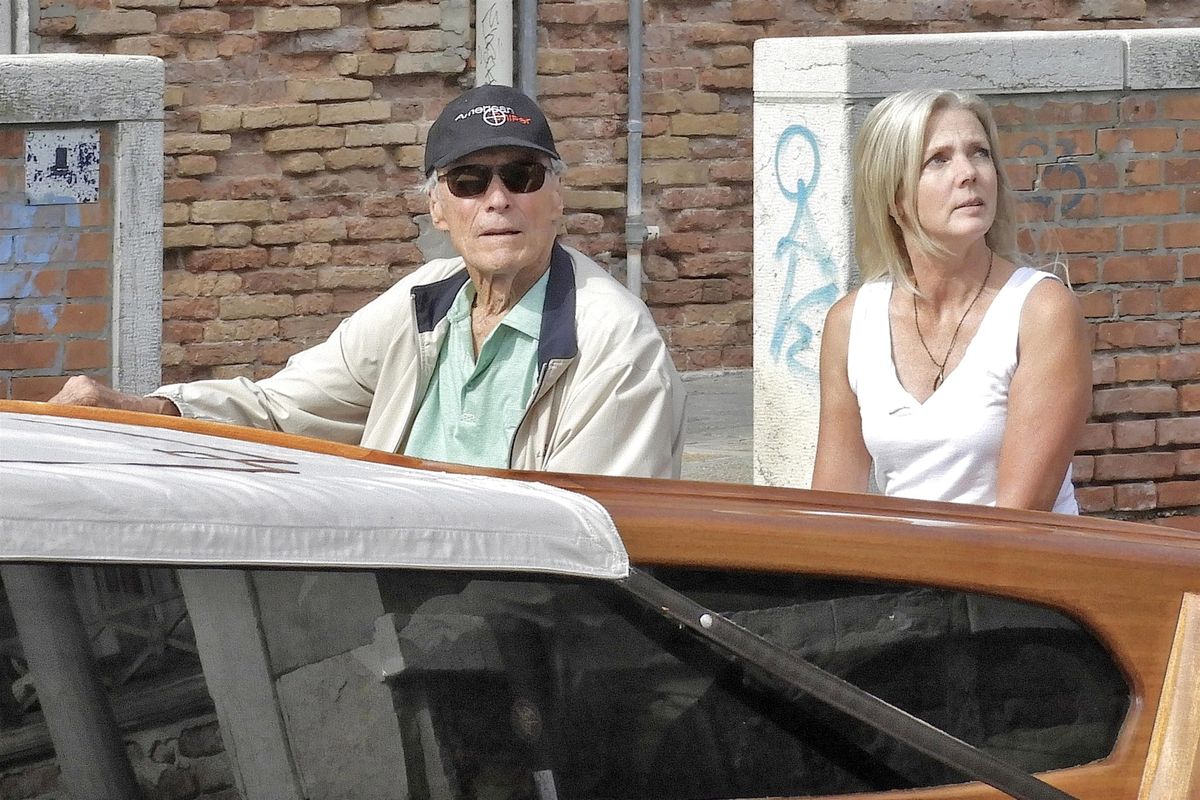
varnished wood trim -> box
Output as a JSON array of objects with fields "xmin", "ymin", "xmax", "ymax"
[{"xmin": 1139, "ymin": 592, "xmax": 1200, "ymax": 800}]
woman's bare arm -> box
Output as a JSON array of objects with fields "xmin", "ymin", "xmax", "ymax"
[
  {"xmin": 811, "ymin": 292, "xmax": 873, "ymax": 493},
  {"xmin": 995, "ymin": 279, "xmax": 1092, "ymax": 511}
]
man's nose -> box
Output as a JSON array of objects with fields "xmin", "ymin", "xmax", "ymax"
[{"xmin": 482, "ymin": 174, "xmax": 512, "ymax": 207}]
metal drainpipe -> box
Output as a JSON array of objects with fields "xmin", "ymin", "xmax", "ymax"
[
  {"xmin": 517, "ymin": 0, "xmax": 538, "ymax": 99},
  {"xmin": 624, "ymin": 0, "xmax": 655, "ymax": 298}
]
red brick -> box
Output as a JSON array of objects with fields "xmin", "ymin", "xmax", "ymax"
[
  {"xmin": 1185, "ymin": 253, "xmax": 1200, "ymax": 280},
  {"xmin": 11, "ymin": 376, "xmax": 69, "ymax": 402},
  {"xmin": 163, "ymin": 298, "xmax": 218, "ymax": 320},
  {"xmin": 1120, "ymin": 97, "xmax": 1158, "ymax": 123},
  {"xmin": 1181, "ymin": 384, "xmax": 1200, "ymax": 412},
  {"xmin": 1115, "ymin": 288, "xmax": 1157, "ymax": 316},
  {"xmin": 1114, "ymin": 482, "xmax": 1158, "ymax": 511},
  {"xmin": 65, "ymin": 268, "xmax": 111, "ymax": 298},
  {"xmin": 1102, "ymin": 255, "xmax": 1178, "ymax": 283},
  {"xmin": 56, "ymin": 303, "xmax": 109, "ymax": 334},
  {"xmin": 1017, "ymin": 199, "xmax": 1049, "ymax": 231},
  {"xmin": 1100, "ymin": 189, "xmax": 1181, "ymax": 217},
  {"xmin": 1040, "ymin": 227, "xmax": 1118, "ymax": 253},
  {"xmin": 1185, "ymin": 319, "xmax": 1200, "ymax": 345},
  {"xmin": 1183, "ymin": 127, "xmax": 1200, "ymax": 151},
  {"xmin": 1164, "ymin": 95, "xmax": 1200, "ymax": 121},
  {"xmin": 1076, "ymin": 486, "xmax": 1114, "ymax": 513},
  {"xmin": 164, "ymin": 320, "xmax": 204, "ymax": 343},
  {"xmin": 1158, "ymin": 480, "xmax": 1200, "ymax": 508},
  {"xmin": 1078, "ymin": 422, "xmax": 1113, "ymax": 451},
  {"xmin": 1122, "ymin": 223, "xmax": 1159, "ymax": 250},
  {"xmin": 1097, "ymin": 127, "xmax": 1178, "ymax": 154},
  {"xmin": 1094, "ymin": 453, "xmax": 1177, "ymax": 481},
  {"xmin": 64, "ymin": 340, "xmax": 109, "ymax": 370},
  {"xmin": 1165, "ymin": 222, "xmax": 1200, "ymax": 248},
  {"xmin": 1159, "ymin": 353, "xmax": 1200, "ymax": 382},
  {"xmin": 991, "ymin": 104, "xmax": 1030, "ymax": 126},
  {"xmin": 1093, "ymin": 386, "xmax": 1177, "ymax": 416},
  {"xmin": 1068, "ymin": 257, "xmax": 1100, "ymax": 285},
  {"xmin": 1159, "ymin": 417, "xmax": 1200, "ymax": 446},
  {"xmin": 731, "ymin": 0, "xmax": 781, "ymax": 21},
  {"xmin": 1094, "ymin": 320, "xmax": 1179, "ymax": 349},
  {"xmin": 1113, "ymin": 419, "xmax": 1156, "ymax": 449},
  {"xmin": 1123, "ymin": 158, "xmax": 1162, "ymax": 187},
  {"xmin": 1073, "ymin": 455, "xmax": 1094, "ymax": 481},
  {"xmin": 1178, "ymin": 449, "xmax": 1200, "ymax": 475},
  {"xmin": 1062, "ymin": 193, "xmax": 1098, "ymax": 220},
  {"xmin": 721, "ymin": 345, "xmax": 751, "ymax": 368},
  {"xmin": 644, "ymin": 280, "xmax": 703, "ymax": 306},
  {"xmin": 0, "ymin": 341, "xmax": 59, "ymax": 370},
  {"xmin": 1031, "ymin": 101, "xmax": 1116, "ymax": 125},
  {"xmin": 0, "ymin": 130, "xmax": 23, "ymax": 159},
  {"xmin": 1162, "ymin": 285, "xmax": 1200, "ymax": 314},
  {"xmin": 1114, "ymin": 354, "xmax": 1158, "ymax": 382},
  {"xmin": 1165, "ymin": 158, "xmax": 1200, "ymax": 184}
]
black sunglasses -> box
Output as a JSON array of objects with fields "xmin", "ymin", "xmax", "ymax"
[{"xmin": 439, "ymin": 162, "xmax": 549, "ymax": 198}]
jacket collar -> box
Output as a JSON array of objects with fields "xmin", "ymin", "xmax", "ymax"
[{"xmin": 411, "ymin": 242, "xmax": 578, "ymax": 371}]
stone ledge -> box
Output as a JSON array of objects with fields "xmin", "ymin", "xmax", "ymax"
[{"xmin": 754, "ymin": 28, "xmax": 1200, "ymax": 100}]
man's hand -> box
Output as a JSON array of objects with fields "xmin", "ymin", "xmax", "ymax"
[{"xmin": 48, "ymin": 376, "xmax": 180, "ymax": 416}]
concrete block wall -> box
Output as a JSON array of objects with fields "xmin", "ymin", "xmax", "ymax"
[{"xmin": 753, "ymin": 30, "xmax": 1199, "ymax": 523}]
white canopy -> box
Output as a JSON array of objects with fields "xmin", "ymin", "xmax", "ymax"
[{"xmin": 0, "ymin": 412, "xmax": 628, "ymax": 579}]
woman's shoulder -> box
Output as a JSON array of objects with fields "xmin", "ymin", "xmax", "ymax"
[{"xmin": 1009, "ymin": 266, "xmax": 1084, "ymax": 338}]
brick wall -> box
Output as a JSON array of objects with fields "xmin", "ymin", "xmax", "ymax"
[
  {"xmin": 995, "ymin": 90, "xmax": 1199, "ymax": 520},
  {"xmin": 27, "ymin": 4, "xmax": 1198, "ymax": 519},
  {"xmin": 0, "ymin": 128, "xmax": 114, "ymax": 400}
]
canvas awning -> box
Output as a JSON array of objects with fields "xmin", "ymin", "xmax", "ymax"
[{"xmin": 0, "ymin": 411, "xmax": 627, "ymax": 578}]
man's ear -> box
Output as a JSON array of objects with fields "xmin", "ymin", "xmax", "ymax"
[{"xmin": 429, "ymin": 185, "xmax": 449, "ymax": 231}]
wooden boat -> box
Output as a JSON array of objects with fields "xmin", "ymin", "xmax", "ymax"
[{"xmin": 1, "ymin": 399, "xmax": 1197, "ymax": 800}]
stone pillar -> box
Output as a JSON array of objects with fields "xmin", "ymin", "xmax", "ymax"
[
  {"xmin": 750, "ymin": 28, "xmax": 1195, "ymax": 489},
  {"xmin": 0, "ymin": 53, "xmax": 162, "ymax": 798}
]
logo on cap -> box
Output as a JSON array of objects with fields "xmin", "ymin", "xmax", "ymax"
[
  {"xmin": 454, "ymin": 105, "xmax": 533, "ymax": 128},
  {"xmin": 483, "ymin": 106, "xmax": 508, "ymax": 127}
]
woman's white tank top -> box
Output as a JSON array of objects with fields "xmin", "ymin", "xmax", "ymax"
[{"xmin": 847, "ymin": 267, "xmax": 1078, "ymax": 514}]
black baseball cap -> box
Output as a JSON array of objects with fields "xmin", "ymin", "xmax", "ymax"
[{"xmin": 424, "ymin": 84, "xmax": 560, "ymax": 176}]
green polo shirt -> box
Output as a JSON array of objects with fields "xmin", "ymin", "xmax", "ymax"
[{"xmin": 403, "ymin": 271, "xmax": 548, "ymax": 468}]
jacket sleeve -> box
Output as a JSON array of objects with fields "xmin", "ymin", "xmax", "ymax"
[
  {"xmin": 542, "ymin": 334, "xmax": 686, "ymax": 479},
  {"xmin": 150, "ymin": 288, "xmax": 404, "ymax": 445}
]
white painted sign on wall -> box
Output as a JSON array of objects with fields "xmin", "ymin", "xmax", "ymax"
[{"xmin": 25, "ymin": 127, "xmax": 100, "ymax": 205}]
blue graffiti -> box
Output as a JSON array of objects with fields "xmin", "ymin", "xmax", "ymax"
[
  {"xmin": 770, "ymin": 124, "xmax": 840, "ymax": 380},
  {"xmin": 15, "ymin": 234, "xmax": 60, "ymax": 265},
  {"xmin": 1053, "ymin": 163, "xmax": 1088, "ymax": 214},
  {"xmin": 0, "ymin": 270, "xmax": 34, "ymax": 300},
  {"xmin": 34, "ymin": 302, "xmax": 61, "ymax": 330}
]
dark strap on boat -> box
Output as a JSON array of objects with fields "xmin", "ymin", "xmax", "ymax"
[{"xmin": 618, "ymin": 567, "xmax": 1080, "ymax": 800}]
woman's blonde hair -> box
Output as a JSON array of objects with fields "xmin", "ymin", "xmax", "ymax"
[{"xmin": 852, "ymin": 89, "xmax": 1018, "ymax": 294}]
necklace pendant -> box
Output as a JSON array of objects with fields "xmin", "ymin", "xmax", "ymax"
[{"xmin": 932, "ymin": 372, "xmax": 944, "ymax": 392}]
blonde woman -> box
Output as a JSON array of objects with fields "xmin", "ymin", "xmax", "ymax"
[{"xmin": 812, "ymin": 89, "xmax": 1090, "ymax": 513}]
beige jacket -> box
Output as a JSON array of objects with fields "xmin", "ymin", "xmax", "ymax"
[{"xmin": 154, "ymin": 244, "xmax": 685, "ymax": 478}]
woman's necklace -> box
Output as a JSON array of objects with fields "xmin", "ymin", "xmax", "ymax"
[{"xmin": 912, "ymin": 250, "xmax": 993, "ymax": 392}]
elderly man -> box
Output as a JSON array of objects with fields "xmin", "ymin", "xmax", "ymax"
[{"xmin": 52, "ymin": 84, "xmax": 685, "ymax": 478}]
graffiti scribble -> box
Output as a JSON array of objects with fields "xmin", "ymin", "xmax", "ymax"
[{"xmin": 770, "ymin": 124, "xmax": 840, "ymax": 380}]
